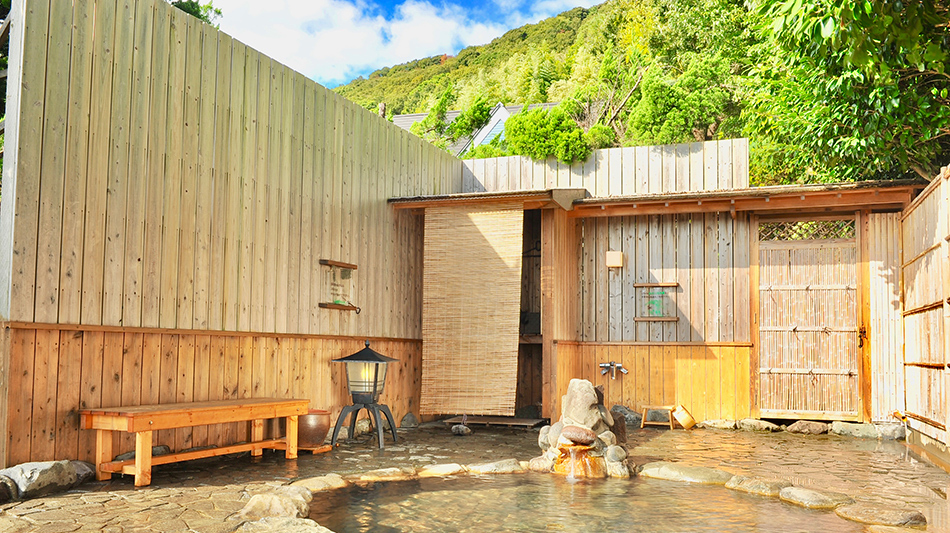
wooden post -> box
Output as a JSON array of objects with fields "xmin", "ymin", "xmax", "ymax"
[
  {"xmin": 859, "ymin": 210, "xmax": 873, "ymax": 422},
  {"xmin": 540, "ymin": 209, "xmax": 557, "ymax": 419},
  {"xmin": 134, "ymin": 430, "xmax": 152, "ymax": 487},
  {"xmin": 285, "ymin": 415, "xmax": 298, "ymax": 459},
  {"xmin": 749, "ymin": 215, "xmax": 760, "ymax": 418},
  {"xmin": 95, "ymin": 429, "xmax": 113, "ymax": 481},
  {"xmin": 250, "ymin": 419, "xmax": 264, "ymax": 456}
]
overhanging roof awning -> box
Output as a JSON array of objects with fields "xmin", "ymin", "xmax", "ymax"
[
  {"xmin": 569, "ymin": 180, "xmax": 927, "ymax": 218},
  {"xmin": 389, "ymin": 188, "xmax": 589, "ymax": 212}
]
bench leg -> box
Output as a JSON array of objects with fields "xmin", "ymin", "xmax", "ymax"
[
  {"xmin": 95, "ymin": 430, "xmax": 113, "ymax": 481},
  {"xmin": 285, "ymin": 415, "xmax": 298, "ymax": 460},
  {"xmin": 134, "ymin": 431, "xmax": 152, "ymax": 487},
  {"xmin": 250, "ymin": 419, "xmax": 264, "ymax": 457}
]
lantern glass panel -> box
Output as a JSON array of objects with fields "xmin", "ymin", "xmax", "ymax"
[{"xmin": 345, "ymin": 361, "xmax": 388, "ymax": 395}]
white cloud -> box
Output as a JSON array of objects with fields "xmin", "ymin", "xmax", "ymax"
[{"xmin": 216, "ymin": 0, "xmax": 508, "ymax": 86}]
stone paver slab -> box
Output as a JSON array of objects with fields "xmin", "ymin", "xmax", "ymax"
[{"xmin": 834, "ymin": 503, "xmax": 926, "ymax": 527}]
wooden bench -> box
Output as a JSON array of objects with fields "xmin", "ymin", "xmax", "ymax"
[
  {"xmin": 80, "ymin": 398, "xmax": 309, "ymax": 487},
  {"xmin": 640, "ymin": 405, "xmax": 676, "ymax": 430}
]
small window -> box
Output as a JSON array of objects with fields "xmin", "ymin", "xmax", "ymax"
[{"xmin": 759, "ymin": 219, "xmax": 855, "ymax": 241}]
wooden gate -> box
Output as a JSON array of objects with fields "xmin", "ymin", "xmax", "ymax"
[{"xmin": 756, "ymin": 217, "xmax": 861, "ymax": 420}]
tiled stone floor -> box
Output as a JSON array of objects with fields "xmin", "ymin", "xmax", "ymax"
[{"xmin": 0, "ymin": 424, "xmax": 948, "ymax": 532}]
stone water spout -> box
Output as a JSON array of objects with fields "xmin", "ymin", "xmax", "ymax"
[{"xmin": 529, "ymin": 379, "xmax": 629, "ymax": 478}]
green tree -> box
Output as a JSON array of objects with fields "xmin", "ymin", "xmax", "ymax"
[
  {"xmin": 746, "ymin": 0, "xmax": 950, "ymax": 181},
  {"xmin": 171, "ymin": 0, "xmax": 222, "ymax": 26},
  {"xmin": 505, "ymin": 106, "xmax": 591, "ymax": 164}
]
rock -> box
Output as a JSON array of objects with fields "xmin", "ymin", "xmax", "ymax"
[
  {"xmin": 352, "ymin": 467, "xmax": 414, "ymax": 482},
  {"xmin": 830, "ymin": 421, "xmax": 879, "ymax": 439},
  {"xmin": 638, "ymin": 462, "xmax": 734, "ymax": 485},
  {"xmin": 467, "ymin": 459, "xmax": 525, "ymax": 474},
  {"xmin": 0, "ymin": 477, "xmax": 16, "ymax": 504},
  {"xmin": 355, "ymin": 418, "xmax": 372, "ymax": 436},
  {"xmin": 515, "ymin": 404, "xmax": 541, "ymax": 419},
  {"xmin": 786, "ymin": 421, "xmax": 829, "ymax": 435},
  {"xmin": 561, "ymin": 425, "xmax": 597, "ymax": 445},
  {"xmin": 610, "ymin": 405, "xmax": 643, "ymax": 429},
  {"xmin": 608, "ymin": 411, "xmax": 628, "ymax": 444},
  {"xmin": 236, "ymin": 494, "xmax": 308, "ymax": 520},
  {"xmin": 876, "ymin": 423, "xmax": 906, "ymax": 441},
  {"xmin": 417, "ymin": 464, "xmax": 466, "ymax": 477},
  {"xmin": 538, "ymin": 426, "xmax": 551, "ymax": 450},
  {"xmin": 278, "ymin": 485, "xmax": 313, "ymax": 504},
  {"xmin": 605, "ymin": 445, "xmax": 627, "ymax": 463},
  {"xmin": 698, "ymin": 420, "xmax": 738, "ymax": 430},
  {"xmin": 561, "ymin": 379, "xmax": 602, "ymax": 429},
  {"xmin": 114, "ymin": 445, "xmax": 172, "ymax": 462},
  {"xmin": 725, "ymin": 475, "xmax": 792, "ymax": 497},
  {"xmin": 547, "ymin": 421, "xmax": 564, "ymax": 448},
  {"xmin": 868, "ymin": 526, "xmax": 930, "ymax": 533},
  {"xmin": 606, "ymin": 461, "xmax": 630, "ymax": 478},
  {"xmin": 71, "ymin": 461, "xmax": 96, "ymax": 484},
  {"xmin": 596, "ymin": 404, "xmax": 614, "ymax": 427},
  {"xmin": 399, "ymin": 412, "xmax": 419, "ymax": 428},
  {"xmin": 738, "ymin": 419, "xmax": 782, "ymax": 432},
  {"xmin": 291, "ymin": 474, "xmax": 347, "ymax": 493},
  {"xmin": 451, "ymin": 424, "xmax": 472, "ymax": 436},
  {"xmin": 528, "ymin": 455, "xmax": 554, "ymax": 472},
  {"xmin": 0, "ymin": 460, "xmax": 89, "ymax": 499},
  {"xmin": 645, "ymin": 409, "xmax": 670, "ymax": 423},
  {"xmin": 598, "ymin": 431, "xmax": 617, "ymax": 447},
  {"xmin": 237, "ymin": 517, "xmax": 334, "ymax": 533},
  {"xmin": 834, "ymin": 504, "xmax": 926, "ymax": 527},
  {"xmin": 779, "ymin": 487, "xmax": 853, "ymax": 509}
]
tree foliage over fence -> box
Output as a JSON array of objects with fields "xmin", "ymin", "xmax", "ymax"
[{"xmin": 336, "ymin": 0, "xmax": 950, "ymax": 184}]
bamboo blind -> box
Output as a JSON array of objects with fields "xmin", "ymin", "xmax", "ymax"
[{"xmin": 420, "ymin": 203, "xmax": 524, "ymax": 415}]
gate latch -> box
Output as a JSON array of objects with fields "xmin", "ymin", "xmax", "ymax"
[{"xmin": 858, "ymin": 326, "xmax": 867, "ymax": 348}]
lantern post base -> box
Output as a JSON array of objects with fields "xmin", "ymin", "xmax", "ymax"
[{"xmin": 330, "ymin": 402, "xmax": 398, "ymax": 449}]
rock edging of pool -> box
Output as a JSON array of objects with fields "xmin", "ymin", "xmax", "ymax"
[{"xmin": 230, "ymin": 457, "xmax": 928, "ymax": 532}]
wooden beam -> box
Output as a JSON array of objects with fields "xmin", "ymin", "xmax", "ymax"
[
  {"xmin": 389, "ymin": 188, "xmax": 588, "ymax": 211},
  {"xmin": 570, "ymin": 187, "xmax": 921, "ymax": 218}
]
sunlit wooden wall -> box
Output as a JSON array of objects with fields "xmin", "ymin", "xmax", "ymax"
[{"xmin": 0, "ymin": 0, "xmax": 457, "ymax": 464}]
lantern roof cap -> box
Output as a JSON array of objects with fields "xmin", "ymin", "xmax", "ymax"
[{"xmin": 332, "ymin": 341, "xmax": 398, "ymax": 363}]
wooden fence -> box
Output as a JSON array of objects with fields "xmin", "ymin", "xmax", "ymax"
[
  {"xmin": 556, "ymin": 342, "xmax": 752, "ymax": 422},
  {"xmin": 461, "ymin": 139, "xmax": 749, "ymax": 194},
  {"xmin": 0, "ymin": 0, "xmax": 456, "ymax": 465},
  {"xmin": 869, "ymin": 213, "xmax": 904, "ymax": 421},
  {"xmin": 901, "ymin": 167, "xmax": 950, "ymax": 442}
]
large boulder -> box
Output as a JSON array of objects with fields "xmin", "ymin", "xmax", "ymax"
[
  {"xmin": 237, "ymin": 517, "xmax": 334, "ymax": 532},
  {"xmin": 786, "ymin": 421, "xmax": 829, "ymax": 435},
  {"xmin": 779, "ymin": 487, "xmax": 853, "ymax": 509},
  {"xmin": 399, "ymin": 412, "xmax": 419, "ymax": 428},
  {"xmin": 561, "ymin": 379, "xmax": 603, "ymax": 430},
  {"xmin": 830, "ymin": 421, "xmax": 879, "ymax": 439},
  {"xmin": 467, "ymin": 459, "xmax": 525, "ymax": 474},
  {"xmin": 417, "ymin": 464, "xmax": 466, "ymax": 478},
  {"xmin": 834, "ymin": 504, "xmax": 926, "ymax": 527},
  {"xmin": 876, "ymin": 423, "xmax": 906, "ymax": 441},
  {"xmin": 638, "ymin": 462, "xmax": 734, "ymax": 485},
  {"xmin": 236, "ymin": 494, "xmax": 309, "ymax": 521},
  {"xmin": 0, "ymin": 460, "xmax": 93, "ymax": 500},
  {"xmin": 738, "ymin": 419, "xmax": 782, "ymax": 432},
  {"xmin": 725, "ymin": 475, "xmax": 792, "ymax": 497},
  {"xmin": 561, "ymin": 425, "xmax": 597, "ymax": 445},
  {"xmin": 698, "ymin": 420, "xmax": 738, "ymax": 430},
  {"xmin": 610, "ymin": 405, "xmax": 642, "ymax": 429},
  {"xmin": 291, "ymin": 473, "xmax": 347, "ymax": 493}
]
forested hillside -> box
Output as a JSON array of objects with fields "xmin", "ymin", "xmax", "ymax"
[{"xmin": 334, "ymin": 0, "xmax": 949, "ymax": 185}]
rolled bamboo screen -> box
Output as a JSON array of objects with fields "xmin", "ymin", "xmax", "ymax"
[{"xmin": 420, "ymin": 203, "xmax": 525, "ymax": 415}]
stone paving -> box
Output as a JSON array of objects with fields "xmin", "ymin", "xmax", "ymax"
[{"xmin": 0, "ymin": 423, "xmax": 947, "ymax": 532}]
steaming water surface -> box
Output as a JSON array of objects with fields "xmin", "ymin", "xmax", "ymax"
[{"xmin": 310, "ymin": 473, "xmax": 864, "ymax": 532}]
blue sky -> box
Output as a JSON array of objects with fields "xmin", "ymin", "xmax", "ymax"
[{"xmin": 215, "ymin": 0, "xmax": 601, "ymax": 88}]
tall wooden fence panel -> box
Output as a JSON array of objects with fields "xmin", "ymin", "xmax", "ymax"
[
  {"xmin": 0, "ymin": 0, "xmax": 460, "ymax": 339},
  {"xmin": 576, "ymin": 213, "xmax": 751, "ymax": 343},
  {"xmin": 0, "ymin": 0, "xmax": 458, "ymax": 464},
  {"xmin": 901, "ymin": 167, "xmax": 950, "ymax": 442},
  {"xmin": 461, "ymin": 139, "xmax": 750, "ymax": 195}
]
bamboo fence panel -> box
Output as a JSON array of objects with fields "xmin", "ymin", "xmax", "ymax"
[
  {"xmin": 757, "ymin": 224, "xmax": 861, "ymax": 420},
  {"xmin": 461, "ymin": 139, "xmax": 750, "ymax": 195},
  {"xmin": 420, "ymin": 203, "xmax": 525, "ymax": 416},
  {"xmin": 869, "ymin": 213, "xmax": 904, "ymax": 421},
  {"xmin": 901, "ymin": 167, "xmax": 950, "ymax": 442}
]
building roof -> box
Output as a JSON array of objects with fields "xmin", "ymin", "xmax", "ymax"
[{"xmin": 392, "ymin": 102, "xmax": 558, "ymax": 157}]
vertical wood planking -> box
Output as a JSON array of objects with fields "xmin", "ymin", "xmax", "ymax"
[
  {"xmin": 176, "ymin": 16, "xmax": 201, "ymax": 329},
  {"xmin": 55, "ymin": 331, "xmax": 84, "ymax": 459}
]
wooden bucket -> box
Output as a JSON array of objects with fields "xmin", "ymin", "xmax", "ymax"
[{"xmin": 673, "ymin": 405, "xmax": 696, "ymax": 429}]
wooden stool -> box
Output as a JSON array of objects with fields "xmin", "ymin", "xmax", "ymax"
[{"xmin": 641, "ymin": 405, "xmax": 675, "ymax": 430}]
